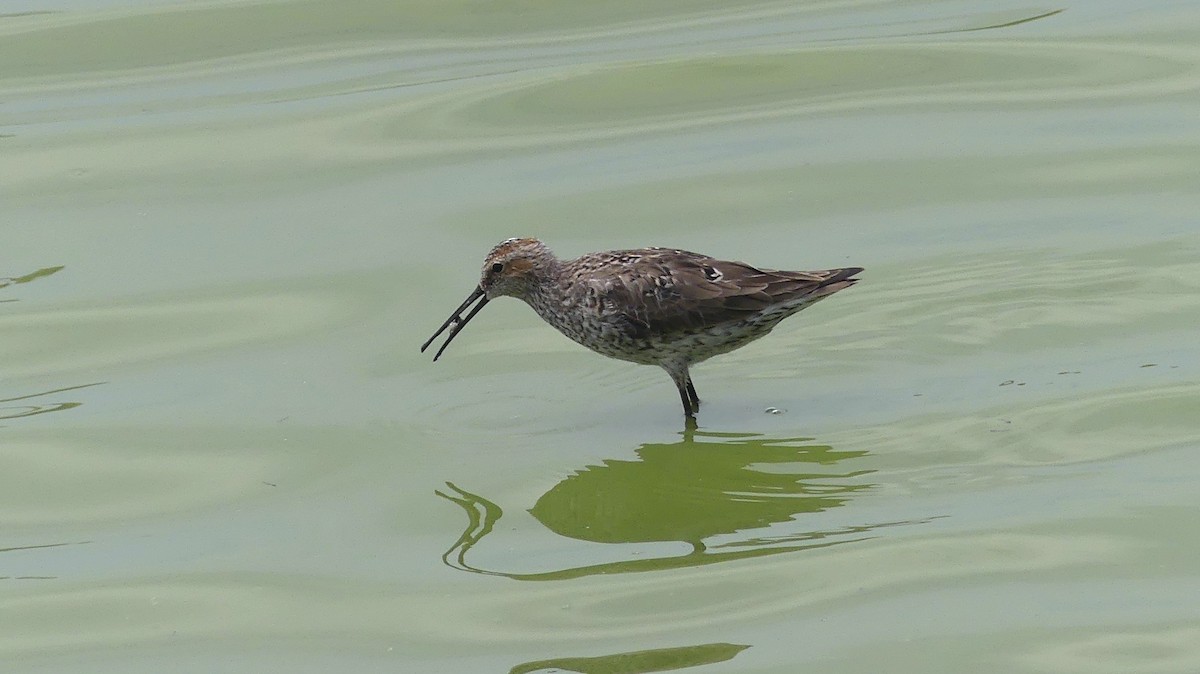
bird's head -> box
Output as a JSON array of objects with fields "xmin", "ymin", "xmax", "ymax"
[
  {"xmin": 479, "ymin": 237, "xmax": 555, "ymax": 301},
  {"xmin": 421, "ymin": 237, "xmax": 557, "ymax": 361}
]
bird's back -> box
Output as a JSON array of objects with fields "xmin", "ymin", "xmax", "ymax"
[{"xmin": 537, "ymin": 247, "xmax": 860, "ymax": 366}]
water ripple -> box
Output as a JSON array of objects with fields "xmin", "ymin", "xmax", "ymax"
[
  {"xmin": 1, "ymin": 282, "xmax": 368, "ymax": 380},
  {"xmin": 1022, "ymin": 625, "xmax": 1200, "ymax": 674},
  {"xmin": 5, "ymin": 5, "xmax": 1195, "ymax": 192},
  {"xmin": 0, "ymin": 425, "xmax": 352, "ymax": 529},
  {"xmin": 359, "ymin": 39, "xmax": 1200, "ymax": 158},
  {"xmin": 814, "ymin": 240, "xmax": 1200, "ymax": 367}
]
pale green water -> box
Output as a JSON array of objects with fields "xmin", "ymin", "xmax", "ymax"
[{"xmin": 3, "ymin": 1, "xmax": 1200, "ymax": 672}]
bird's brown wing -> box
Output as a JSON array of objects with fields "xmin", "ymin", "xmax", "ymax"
[{"xmin": 586, "ymin": 248, "xmax": 861, "ymax": 338}]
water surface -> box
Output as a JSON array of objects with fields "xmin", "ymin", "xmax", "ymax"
[{"xmin": 3, "ymin": 1, "xmax": 1199, "ymax": 672}]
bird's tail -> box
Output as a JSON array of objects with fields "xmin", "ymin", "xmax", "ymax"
[{"xmin": 806, "ymin": 266, "xmax": 863, "ymax": 301}]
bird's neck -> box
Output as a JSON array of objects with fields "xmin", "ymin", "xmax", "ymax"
[{"xmin": 521, "ymin": 260, "xmax": 571, "ymax": 325}]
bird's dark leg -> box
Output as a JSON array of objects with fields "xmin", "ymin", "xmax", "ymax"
[
  {"xmin": 676, "ymin": 382, "xmax": 695, "ymax": 418},
  {"xmin": 668, "ymin": 365, "xmax": 697, "ymax": 418},
  {"xmin": 685, "ymin": 377, "xmax": 700, "ymax": 410}
]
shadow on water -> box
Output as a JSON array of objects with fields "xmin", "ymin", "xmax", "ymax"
[
  {"xmin": 2, "ymin": 266, "xmax": 104, "ymax": 425},
  {"xmin": 0, "ymin": 265, "xmax": 64, "ymax": 302},
  {"xmin": 508, "ymin": 642, "xmax": 750, "ymax": 674},
  {"xmin": 0, "ymin": 383, "xmax": 104, "ymax": 424},
  {"xmin": 2, "ymin": 265, "xmax": 97, "ymax": 577},
  {"xmin": 0, "ymin": 542, "xmax": 91, "ymax": 581},
  {"xmin": 438, "ymin": 429, "xmax": 924, "ymax": 580},
  {"xmin": 924, "ymin": 8, "xmax": 1064, "ymax": 36}
]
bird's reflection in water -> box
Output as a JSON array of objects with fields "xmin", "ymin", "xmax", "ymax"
[
  {"xmin": 507, "ymin": 641, "xmax": 749, "ymax": 674},
  {"xmin": 438, "ymin": 428, "xmax": 921, "ymax": 580}
]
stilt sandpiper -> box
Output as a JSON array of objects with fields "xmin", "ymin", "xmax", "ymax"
[{"xmin": 422, "ymin": 238, "xmax": 862, "ymax": 418}]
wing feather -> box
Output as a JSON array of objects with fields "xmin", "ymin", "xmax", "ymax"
[{"xmin": 584, "ymin": 249, "xmax": 861, "ymax": 338}]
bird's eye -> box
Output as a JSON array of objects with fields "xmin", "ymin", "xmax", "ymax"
[{"xmin": 491, "ymin": 262, "xmax": 503, "ymax": 273}]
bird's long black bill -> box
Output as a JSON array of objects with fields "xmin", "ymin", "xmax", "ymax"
[{"xmin": 421, "ymin": 286, "xmax": 489, "ymax": 361}]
